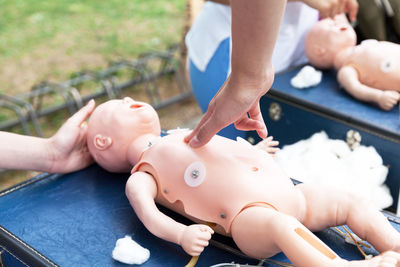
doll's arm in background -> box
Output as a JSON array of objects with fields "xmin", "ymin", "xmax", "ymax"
[
  {"xmin": 337, "ymin": 65, "xmax": 400, "ymax": 110},
  {"xmin": 125, "ymin": 171, "xmax": 214, "ymax": 256},
  {"xmin": 255, "ymin": 136, "xmax": 280, "ymax": 154}
]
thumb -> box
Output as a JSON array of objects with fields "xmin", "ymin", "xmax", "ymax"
[{"xmin": 68, "ymin": 99, "xmax": 96, "ymax": 126}]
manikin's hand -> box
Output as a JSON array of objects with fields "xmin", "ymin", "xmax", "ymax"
[
  {"xmin": 47, "ymin": 99, "xmax": 96, "ymax": 173},
  {"xmin": 377, "ymin": 90, "xmax": 400, "ymax": 111},
  {"xmin": 255, "ymin": 136, "xmax": 280, "ymax": 155},
  {"xmin": 301, "ymin": 0, "xmax": 359, "ymax": 22},
  {"xmin": 178, "ymin": 224, "xmax": 214, "ymax": 256},
  {"xmin": 185, "ymin": 74, "xmax": 270, "ymax": 148},
  {"xmin": 368, "ymin": 251, "xmax": 400, "ymax": 267}
]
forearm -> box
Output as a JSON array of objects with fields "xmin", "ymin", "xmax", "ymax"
[
  {"xmin": 230, "ymin": 0, "xmax": 286, "ymax": 87},
  {"xmin": 338, "ymin": 67, "xmax": 381, "ymax": 102},
  {"xmin": 126, "ymin": 174, "xmax": 186, "ymax": 246},
  {"xmin": 0, "ymin": 131, "xmax": 51, "ymax": 171},
  {"xmin": 138, "ymin": 203, "xmax": 187, "ymax": 245}
]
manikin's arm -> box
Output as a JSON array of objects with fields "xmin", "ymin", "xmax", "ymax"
[
  {"xmin": 125, "ymin": 172, "xmax": 214, "ymax": 256},
  {"xmin": 337, "ymin": 66, "xmax": 400, "ymax": 110},
  {"xmin": 0, "ymin": 100, "xmax": 95, "ymax": 173}
]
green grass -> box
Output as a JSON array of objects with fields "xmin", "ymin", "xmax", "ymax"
[
  {"xmin": 0, "ymin": 0, "xmax": 185, "ymax": 94},
  {"xmin": 0, "ymin": 0, "xmax": 192, "ymax": 188}
]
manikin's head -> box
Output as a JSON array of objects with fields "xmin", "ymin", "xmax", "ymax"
[
  {"xmin": 305, "ymin": 14, "xmax": 357, "ymax": 69},
  {"xmin": 87, "ymin": 97, "xmax": 161, "ymax": 173}
]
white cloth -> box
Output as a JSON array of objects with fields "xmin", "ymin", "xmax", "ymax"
[{"xmin": 185, "ymin": 2, "xmax": 319, "ymax": 73}]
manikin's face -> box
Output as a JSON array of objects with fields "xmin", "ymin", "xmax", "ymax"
[
  {"xmin": 97, "ymin": 97, "xmax": 160, "ymax": 135},
  {"xmin": 87, "ymin": 97, "xmax": 161, "ymax": 172},
  {"xmin": 305, "ymin": 15, "xmax": 357, "ymax": 69}
]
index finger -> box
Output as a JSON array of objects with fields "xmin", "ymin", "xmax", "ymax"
[
  {"xmin": 184, "ymin": 101, "xmax": 225, "ymax": 148},
  {"xmin": 346, "ymin": 0, "xmax": 359, "ymax": 22},
  {"xmin": 248, "ymin": 102, "xmax": 267, "ymax": 139}
]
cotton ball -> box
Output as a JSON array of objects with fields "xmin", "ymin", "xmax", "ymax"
[
  {"xmin": 371, "ymin": 185, "xmax": 393, "ymax": 210},
  {"xmin": 112, "ymin": 235, "xmax": 150, "ymax": 265},
  {"xmin": 290, "ymin": 65, "xmax": 322, "ymax": 89},
  {"xmin": 327, "ymin": 139, "xmax": 351, "ymax": 159}
]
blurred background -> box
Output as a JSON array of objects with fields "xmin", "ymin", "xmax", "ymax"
[{"xmin": 0, "ymin": 0, "xmax": 204, "ymax": 190}]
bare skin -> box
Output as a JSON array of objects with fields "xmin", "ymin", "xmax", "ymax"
[{"xmin": 0, "ymin": 99, "xmax": 95, "ymax": 173}]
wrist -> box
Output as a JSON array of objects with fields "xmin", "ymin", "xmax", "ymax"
[
  {"xmin": 230, "ymin": 64, "xmax": 274, "ymax": 96},
  {"xmin": 177, "ymin": 224, "xmax": 187, "ymax": 246},
  {"xmin": 43, "ymin": 137, "xmax": 59, "ymax": 173}
]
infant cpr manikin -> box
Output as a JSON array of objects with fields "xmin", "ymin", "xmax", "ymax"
[{"xmin": 87, "ymin": 98, "xmax": 400, "ymax": 266}]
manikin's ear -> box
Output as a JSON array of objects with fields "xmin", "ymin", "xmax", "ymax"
[{"xmin": 93, "ymin": 134, "xmax": 113, "ymax": 151}]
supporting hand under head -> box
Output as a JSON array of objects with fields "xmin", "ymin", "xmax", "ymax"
[
  {"xmin": 47, "ymin": 99, "xmax": 96, "ymax": 173},
  {"xmin": 0, "ymin": 99, "xmax": 95, "ymax": 173}
]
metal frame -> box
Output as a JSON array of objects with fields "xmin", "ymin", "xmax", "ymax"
[{"xmin": 0, "ymin": 45, "xmax": 191, "ymax": 137}]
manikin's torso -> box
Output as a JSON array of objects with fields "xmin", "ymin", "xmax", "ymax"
[
  {"xmin": 132, "ymin": 132, "xmax": 301, "ymax": 234},
  {"xmin": 339, "ymin": 40, "xmax": 400, "ymax": 91}
]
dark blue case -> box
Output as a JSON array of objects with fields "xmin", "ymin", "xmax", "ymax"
[
  {"xmin": 248, "ymin": 67, "xmax": 400, "ymax": 211},
  {"xmin": 1, "ymin": 164, "xmax": 400, "ymax": 267}
]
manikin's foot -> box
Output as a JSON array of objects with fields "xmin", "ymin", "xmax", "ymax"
[{"xmin": 345, "ymin": 251, "xmax": 400, "ymax": 267}]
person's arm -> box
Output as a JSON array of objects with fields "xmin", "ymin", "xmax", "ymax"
[
  {"xmin": 126, "ymin": 171, "xmax": 214, "ymax": 256},
  {"xmin": 0, "ymin": 99, "xmax": 95, "ymax": 172},
  {"xmin": 185, "ymin": 0, "xmax": 286, "ymax": 148},
  {"xmin": 337, "ymin": 66, "xmax": 400, "ymax": 110},
  {"xmin": 289, "ymin": 0, "xmax": 359, "ymax": 22}
]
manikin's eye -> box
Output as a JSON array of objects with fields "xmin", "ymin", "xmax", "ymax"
[{"xmin": 380, "ymin": 59, "xmax": 395, "ymax": 73}]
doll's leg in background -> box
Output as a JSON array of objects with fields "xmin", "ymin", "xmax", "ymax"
[
  {"xmin": 297, "ymin": 183, "xmax": 400, "ymax": 253},
  {"xmin": 230, "ymin": 206, "xmax": 355, "ymax": 267},
  {"xmin": 189, "ymin": 37, "xmax": 246, "ymax": 140}
]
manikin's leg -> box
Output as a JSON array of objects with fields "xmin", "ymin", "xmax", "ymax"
[
  {"xmin": 231, "ymin": 206, "xmax": 400, "ymax": 267},
  {"xmin": 296, "ymin": 183, "xmax": 400, "ymax": 253}
]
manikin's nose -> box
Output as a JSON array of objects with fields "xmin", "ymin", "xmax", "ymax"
[{"xmin": 123, "ymin": 97, "xmax": 134, "ymax": 104}]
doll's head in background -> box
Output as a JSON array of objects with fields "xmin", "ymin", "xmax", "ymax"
[{"xmin": 305, "ymin": 14, "xmax": 357, "ymax": 69}]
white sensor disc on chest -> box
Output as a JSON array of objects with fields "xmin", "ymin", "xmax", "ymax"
[{"xmin": 184, "ymin": 161, "xmax": 206, "ymax": 187}]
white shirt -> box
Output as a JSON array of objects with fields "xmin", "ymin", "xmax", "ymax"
[{"xmin": 185, "ymin": 1, "xmax": 319, "ymax": 75}]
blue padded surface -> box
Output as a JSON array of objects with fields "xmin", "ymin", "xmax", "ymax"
[
  {"xmin": 0, "ymin": 165, "xmax": 260, "ymax": 267},
  {"xmin": 272, "ymin": 68, "xmax": 400, "ymax": 137},
  {"xmin": 1, "ymin": 165, "xmax": 400, "ymax": 267}
]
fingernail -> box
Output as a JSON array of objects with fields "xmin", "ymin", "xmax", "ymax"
[
  {"xmin": 87, "ymin": 99, "xmax": 94, "ymax": 106},
  {"xmin": 189, "ymin": 136, "xmax": 200, "ymax": 148},
  {"xmin": 80, "ymin": 121, "xmax": 88, "ymax": 128}
]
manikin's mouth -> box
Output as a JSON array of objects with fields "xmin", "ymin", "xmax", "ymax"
[
  {"xmin": 130, "ymin": 103, "xmax": 143, "ymax": 109},
  {"xmin": 339, "ymin": 26, "xmax": 348, "ymax": 31}
]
